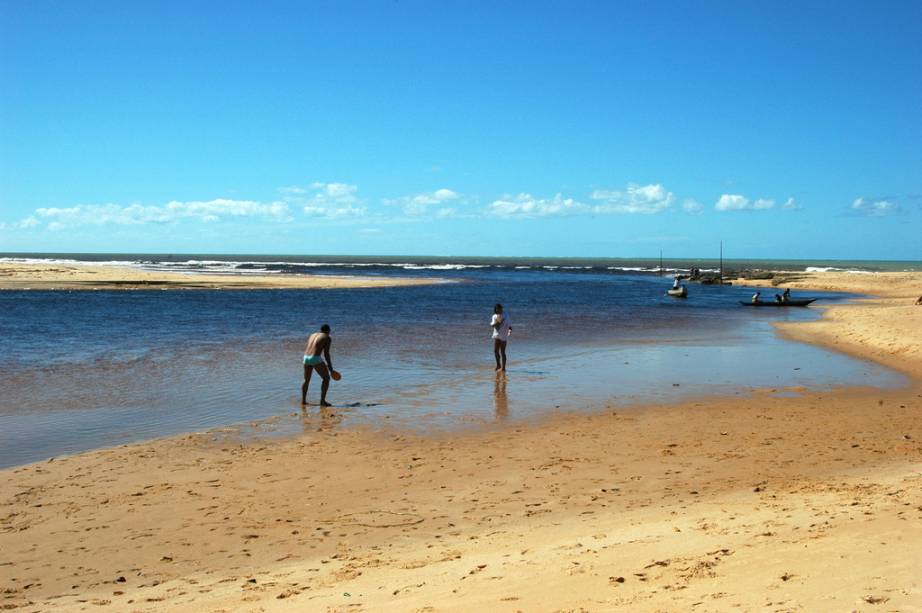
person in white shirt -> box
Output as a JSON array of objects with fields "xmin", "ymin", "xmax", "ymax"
[{"xmin": 490, "ymin": 303, "xmax": 511, "ymax": 371}]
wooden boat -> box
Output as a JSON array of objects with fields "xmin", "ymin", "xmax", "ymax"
[
  {"xmin": 739, "ymin": 298, "xmax": 816, "ymax": 307},
  {"xmin": 666, "ymin": 286, "xmax": 688, "ymax": 298}
]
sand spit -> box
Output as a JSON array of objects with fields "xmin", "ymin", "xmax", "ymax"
[
  {"xmin": 0, "ymin": 262, "xmax": 438, "ymax": 290},
  {"xmin": 1, "ymin": 271, "xmax": 921, "ymax": 612}
]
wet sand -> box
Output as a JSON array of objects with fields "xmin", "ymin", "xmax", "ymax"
[
  {"xmin": 2, "ymin": 271, "xmax": 921, "ymax": 611},
  {"xmin": 0, "ymin": 262, "xmax": 437, "ymax": 290}
]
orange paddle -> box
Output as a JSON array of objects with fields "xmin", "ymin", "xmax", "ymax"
[{"xmin": 331, "ymin": 370, "xmax": 342, "ymax": 381}]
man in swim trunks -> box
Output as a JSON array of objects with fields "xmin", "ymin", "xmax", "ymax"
[{"xmin": 301, "ymin": 324, "xmax": 333, "ymax": 406}]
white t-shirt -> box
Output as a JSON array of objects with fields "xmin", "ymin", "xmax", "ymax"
[{"xmin": 491, "ymin": 313, "xmax": 511, "ymax": 341}]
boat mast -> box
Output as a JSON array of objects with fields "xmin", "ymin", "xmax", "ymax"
[
  {"xmin": 659, "ymin": 249, "xmax": 663, "ymax": 276},
  {"xmin": 719, "ymin": 240, "xmax": 723, "ymax": 285}
]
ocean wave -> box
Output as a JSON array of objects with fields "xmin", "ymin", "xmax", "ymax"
[
  {"xmin": 399, "ymin": 264, "xmax": 489, "ymax": 270},
  {"xmin": 805, "ymin": 266, "xmax": 875, "ymax": 274},
  {"xmin": 0, "ymin": 257, "xmax": 141, "ymax": 267}
]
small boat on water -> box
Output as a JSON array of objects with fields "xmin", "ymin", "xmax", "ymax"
[
  {"xmin": 666, "ymin": 286, "xmax": 688, "ymax": 298},
  {"xmin": 739, "ymin": 298, "xmax": 817, "ymax": 307}
]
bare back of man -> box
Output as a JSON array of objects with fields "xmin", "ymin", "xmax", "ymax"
[{"xmin": 302, "ymin": 325, "xmax": 333, "ymax": 407}]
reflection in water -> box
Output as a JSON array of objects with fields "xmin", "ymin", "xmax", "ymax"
[{"xmin": 494, "ymin": 373, "xmax": 508, "ymax": 421}]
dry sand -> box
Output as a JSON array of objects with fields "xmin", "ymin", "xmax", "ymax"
[
  {"xmin": 0, "ymin": 262, "xmax": 437, "ymax": 290},
  {"xmin": 2, "ymin": 271, "xmax": 921, "ymax": 612}
]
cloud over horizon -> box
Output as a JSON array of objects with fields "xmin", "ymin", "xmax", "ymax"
[
  {"xmin": 488, "ymin": 193, "xmax": 586, "ymax": 218},
  {"xmin": 3, "ymin": 183, "xmax": 906, "ymax": 235},
  {"xmin": 714, "ymin": 194, "xmax": 775, "ymax": 211},
  {"xmin": 850, "ymin": 197, "xmax": 898, "ymax": 216},
  {"xmin": 13, "ymin": 199, "xmax": 293, "ymax": 231},
  {"xmin": 590, "ymin": 183, "xmax": 675, "ymax": 214},
  {"xmin": 387, "ymin": 188, "xmax": 460, "ymax": 216},
  {"xmin": 489, "ymin": 183, "xmax": 677, "ymax": 218}
]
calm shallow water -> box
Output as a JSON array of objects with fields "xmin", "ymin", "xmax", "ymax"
[{"xmin": 0, "ymin": 268, "xmax": 906, "ymax": 467}]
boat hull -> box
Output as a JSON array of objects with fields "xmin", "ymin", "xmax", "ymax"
[{"xmin": 739, "ymin": 299, "xmax": 816, "ymax": 307}]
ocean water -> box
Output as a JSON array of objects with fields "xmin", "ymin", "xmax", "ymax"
[
  {"xmin": 2, "ymin": 252, "xmax": 922, "ymax": 275},
  {"xmin": 0, "ymin": 256, "xmax": 909, "ymax": 468}
]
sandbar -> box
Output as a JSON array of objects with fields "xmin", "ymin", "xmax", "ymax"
[{"xmin": 0, "ymin": 261, "xmax": 438, "ymax": 290}]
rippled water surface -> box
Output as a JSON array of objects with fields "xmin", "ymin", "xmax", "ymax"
[{"xmin": 0, "ymin": 265, "xmax": 906, "ymax": 467}]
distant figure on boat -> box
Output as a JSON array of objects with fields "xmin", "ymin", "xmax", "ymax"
[
  {"xmin": 667, "ymin": 276, "xmax": 687, "ymax": 297},
  {"xmin": 752, "ymin": 291, "xmax": 761, "ymax": 304},
  {"xmin": 782, "ymin": 288, "xmax": 791, "ymax": 302}
]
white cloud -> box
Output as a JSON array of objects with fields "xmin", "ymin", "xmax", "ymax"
[
  {"xmin": 18, "ymin": 199, "xmax": 293, "ymax": 229},
  {"xmin": 302, "ymin": 204, "xmax": 365, "ymax": 218},
  {"xmin": 850, "ymin": 197, "xmax": 898, "ymax": 216},
  {"xmin": 432, "ymin": 188, "xmax": 458, "ymax": 201},
  {"xmin": 2, "ymin": 182, "xmax": 370, "ymax": 230},
  {"xmin": 590, "ymin": 183, "xmax": 675, "ymax": 214},
  {"xmin": 304, "ymin": 182, "xmax": 360, "ymax": 204},
  {"xmin": 285, "ymin": 182, "xmax": 367, "ymax": 219},
  {"xmin": 489, "ymin": 193, "xmax": 588, "ymax": 218},
  {"xmin": 715, "ymin": 194, "xmax": 748, "ymax": 211},
  {"xmin": 388, "ymin": 188, "xmax": 460, "ymax": 216},
  {"xmin": 715, "ymin": 194, "xmax": 774, "ymax": 211},
  {"xmin": 682, "ymin": 199, "xmax": 703, "ymax": 215},
  {"xmin": 323, "ymin": 183, "xmax": 358, "ymax": 200},
  {"xmin": 782, "ymin": 197, "xmax": 801, "ymax": 210},
  {"xmin": 489, "ymin": 183, "xmax": 675, "ymax": 218}
]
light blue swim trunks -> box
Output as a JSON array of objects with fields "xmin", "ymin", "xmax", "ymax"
[{"xmin": 303, "ymin": 355, "xmax": 323, "ymax": 366}]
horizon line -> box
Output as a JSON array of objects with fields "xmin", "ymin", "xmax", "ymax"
[{"xmin": 1, "ymin": 251, "xmax": 920, "ymax": 264}]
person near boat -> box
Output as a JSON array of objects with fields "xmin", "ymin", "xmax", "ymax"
[
  {"xmin": 752, "ymin": 291, "xmax": 761, "ymax": 304},
  {"xmin": 774, "ymin": 288, "xmax": 792, "ymax": 303}
]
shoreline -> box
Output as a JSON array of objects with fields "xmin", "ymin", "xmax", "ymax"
[
  {"xmin": 0, "ymin": 262, "xmax": 440, "ymax": 290},
  {"xmin": 2, "ymin": 271, "xmax": 921, "ymax": 611},
  {"xmin": 731, "ymin": 271, "xmax": 922, "ymax": 378}
]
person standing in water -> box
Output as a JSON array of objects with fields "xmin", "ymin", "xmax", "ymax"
[
  {"xmin": 491, "ymin": 303, "xmax": 511, "ymax": 371},
  {"xmin": 301, "ymin": 324, "xmax": 333, "ymax": 406}
]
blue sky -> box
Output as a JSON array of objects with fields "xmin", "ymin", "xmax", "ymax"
[{"xmin": 1, "ymin": 0, "xmax": 920, "ymax": 260}]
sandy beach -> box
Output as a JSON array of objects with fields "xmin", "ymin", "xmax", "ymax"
[
  {"xmin": 2, "ymin": 271, "xmax": 921, "ymax": 612},
  {"xmin": 0, "ymin": 262, "xmax": 437, "ymax": 290}
]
